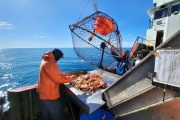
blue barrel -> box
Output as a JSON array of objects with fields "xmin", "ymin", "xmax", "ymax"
[{"xmin": 80, "ymin": 108, "xmax": 114, "ymax": 120}]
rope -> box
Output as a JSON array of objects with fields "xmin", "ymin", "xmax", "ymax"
[
  {"xmin": 119, "ymin": 24, "xmax": 128, "ymax": 32},
  {"xmin": 93, "ymin": 0, "xmax": 98, "ymax": 12},
  {"xmin": 77, "ymin": 0, "xmax": 91, "ymax": 22}
]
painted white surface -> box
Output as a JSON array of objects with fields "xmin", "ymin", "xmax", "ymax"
[
  {"xmin": 153, "ymin": 49, "xmax": 180, "ymax": 87},
  {"xmin": 153, "ymin": 0, "xmax": 175, "ymax": 7},
  {"xmin": 146, "ymin": 29, "xmax": 157, "ymax": 47},
  {"xmin": 147, "ymin": 0, "xmax": 180, "ymax": 46},
  {"xmin": 165, "ymin": 13, "xmax": 180, "ymax": 41}
]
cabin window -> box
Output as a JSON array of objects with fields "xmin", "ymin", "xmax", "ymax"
[
  {"xmin": 171, "ymin": 4, "xmax": 180, "ymax": 14},
  {"xmin": 154, "ymin": 8, "xmax": 168, "ymax": 20}
]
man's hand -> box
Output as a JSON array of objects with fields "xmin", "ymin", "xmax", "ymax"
[
  {"xmin": 119, "ymin": 50, "xmax": 125, "ymax": 56},
  {"xmin": 70, "ymin": 75, "xmax": 78, "ymax": 80},
  {"xmin": 110, "ymin": 46, "xmax": 115, "ymax": 52}
]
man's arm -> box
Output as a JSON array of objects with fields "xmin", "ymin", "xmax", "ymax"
[
  {"xmin": 45, "ymin": 64, "xmax": 78, "ymax": 84},
  {"xmin": 111, "ymin": 51, "xmax": 123, "ymax": 62}
]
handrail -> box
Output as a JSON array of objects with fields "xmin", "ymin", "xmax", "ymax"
[
  {"xmin": 130, "ymin": 36, "xmax": 156, "ymax": 53},
  {"xmin": 130, "ymin": 36, "xmax": 146, "ymax": 53}
]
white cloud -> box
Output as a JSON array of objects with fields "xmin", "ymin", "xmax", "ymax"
[
  {"xmin": 34, "ymin": 35, "xmax": 49, "ymax": 39},
  {"xmin": 0, "ymin": 21, "xmax": 15, "ymax": 30}
]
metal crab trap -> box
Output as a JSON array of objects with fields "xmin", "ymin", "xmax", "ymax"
[{"xmin": 69, "ymin": 1, "xmax": 122, "ymax": 71}]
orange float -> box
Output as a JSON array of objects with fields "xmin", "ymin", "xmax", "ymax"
[{"xmin": 94, "ymin": 16, "xmax": 114, "ymax": 36}]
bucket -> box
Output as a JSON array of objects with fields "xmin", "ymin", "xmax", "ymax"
[{"xmin": 80, "ymin": 108, "xmax": 114, "ymax": 120}]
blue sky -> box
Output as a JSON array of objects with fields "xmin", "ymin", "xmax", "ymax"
[{"xmin": 0, "ymin": 0, "xmax": 153, "ymax": 48}]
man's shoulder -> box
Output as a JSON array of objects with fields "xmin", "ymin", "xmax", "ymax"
[{"xmin": 42, "ymin": 61, "xmax": 57, "ymax": 68}]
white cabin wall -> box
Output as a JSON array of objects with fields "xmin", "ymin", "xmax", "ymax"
[
  {"xmin": 153, "ymin": 0, "xmax": 175, "ymax": 7},
  {"xmin": 146, "ymin": 29, "xmax": 157, "ymax": 48},
  {"xmin": 164, "ymin": 12, "xmax": 180, "ymax": 42},
  {"xmin": 146, "ymin": 17, "xmax": 167, "ymax": 47},
  {"xmin": 152, "ymin": 18, "xmax": 166, "ymax": 31},
  {"xmin": 147, "ymin": 0, "xmax": 180, "ymax": 47}
]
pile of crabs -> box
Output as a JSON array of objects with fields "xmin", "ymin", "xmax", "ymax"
[{"xmin": 71, "ymin": 73, "xmax": 108, "ymax": 92}]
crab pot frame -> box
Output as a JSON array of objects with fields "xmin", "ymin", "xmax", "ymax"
[{"xmin": 69, "ymin": 11, "xmax": 122, "ymax": 69}]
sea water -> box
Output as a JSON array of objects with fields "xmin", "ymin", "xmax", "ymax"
[
  {"xmin": 0, "ymin": 48, "xmax": 94, "ymax": 91},
  {"xmin": 0, "ymin": 48, "xmax": 130, "ymax": 110}
]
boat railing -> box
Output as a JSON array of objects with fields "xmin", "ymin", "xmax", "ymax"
[
  {"xmin": 130, "ymin": 36, "xmax": 155, "ymax": 58},
  {"xmin": 149, "ymin": 19, "xmax": 153, "ymax": 29},
  {"xmin": 130, "ymin": 36, "xmax": 146, "ymax": 52}
]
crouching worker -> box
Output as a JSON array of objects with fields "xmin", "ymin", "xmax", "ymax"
[
  {"xmin": 133, "ymin": 51, "xmax": 143, "ymax": 65},
  {"xmin": 109, "ymin": 46, "xmax": 133, "ymax": 75},
  {"xmin": 36, "ymin": 48, "xmax": 78, "ymax": 120}
]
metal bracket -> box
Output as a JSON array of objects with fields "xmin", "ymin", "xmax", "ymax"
[{"xmin": 148, "ymin": 72, "xmax": 156, "ymax": 79}]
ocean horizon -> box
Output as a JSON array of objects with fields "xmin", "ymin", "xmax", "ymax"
[
  {"xmin": 0, "ymin": 48, "xmax": 95, "ymax": 91},
  {"xmin": 0, "ymin": 47, "xmax": 131, "ymax": 110}
]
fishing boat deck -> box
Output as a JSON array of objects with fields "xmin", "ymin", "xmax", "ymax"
[{"xmin": 62, "ymin": 69, "xmax": 120, "ymax": 114}]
